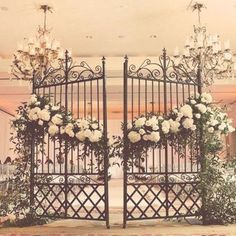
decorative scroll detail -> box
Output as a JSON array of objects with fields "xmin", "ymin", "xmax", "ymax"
[
  {"xmin": 33, "ymin": 54, "xmax": 104, "ymax": 88},
  {"xmin": 126, "ymin": 52, "xmax": 197, "ymax": 85}
]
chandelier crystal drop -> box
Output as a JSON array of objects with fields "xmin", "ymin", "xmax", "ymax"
[
  {"xmin": 173, "ymin": 2, "xmax": 234, "ymax": 86},
  {"xmin": 11, "ymin": 5, "xmax": 67, "ymax": 81}
]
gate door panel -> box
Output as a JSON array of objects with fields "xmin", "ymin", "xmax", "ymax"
[
  {"xmin": 31, "ymin": 53, "xmax": 109, "ymax": 227},
  {"xmin": 123, "ymin": 50, "xmax": 201, "ymax": 227}
]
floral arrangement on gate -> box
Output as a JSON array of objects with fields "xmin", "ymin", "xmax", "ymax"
[
  {"xmin": 124, "ymin": 92, "xmax": 235, "ymax": 171},
  {"xmin": 0, "ymin": 94, "xmax": 120, "ymax": 227}
]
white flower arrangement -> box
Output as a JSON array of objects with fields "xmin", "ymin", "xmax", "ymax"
[
  {"xmin": 13, "ymin": 94, "xmax": 105, "ymax": 146},
  {"xmin": 126, "ymin": 92, "xmax": 235, "ymax": 145}
]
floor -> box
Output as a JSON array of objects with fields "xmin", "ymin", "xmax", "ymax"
[{"xmin": 0, "ymin": 179, "xmax": 235, "ymax": 235}]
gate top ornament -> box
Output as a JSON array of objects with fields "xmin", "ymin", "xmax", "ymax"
[
  {"xmin": 33, "ymin": 52, "xmax": 105, "ymax": 88},
  {"xmin": 126, "ymin": 50, "xmax": 198, "ymax": 85}
]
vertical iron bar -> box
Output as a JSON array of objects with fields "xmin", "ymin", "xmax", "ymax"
[
  {"xmin": 102, "ymin": 57, "xmax": 110, "ymax": 229},
  {"xmin": 163, "ymin": 49, "xmax": 169, "ymax": 218},
  {"xmin": 64, "ymin": 50, "xmax": 69, "ymax": 217},
  {"xmin": 123, "ymin": 55, "xmax": 128, "ymax": 228}
]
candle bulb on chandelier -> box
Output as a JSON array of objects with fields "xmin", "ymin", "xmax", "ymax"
[{"xmin": 224, "ymin": 40, "xmax": 230, "ymax": 51}]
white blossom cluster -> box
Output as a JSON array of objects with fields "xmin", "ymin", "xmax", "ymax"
[
  {"xmin": 127, "ymin": 92, "xmax": 235, "ymax": 144},
  {"xmin": 14, "ymin": 94, "xmax": 104, "ymax": 144}
]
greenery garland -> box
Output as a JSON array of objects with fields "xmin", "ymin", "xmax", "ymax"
[{"xmin": 0, "ymin": 94, "xmax": 118, "ymax": 226}]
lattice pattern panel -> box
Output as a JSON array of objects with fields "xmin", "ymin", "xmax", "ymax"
[
  {"xmin": 168, "ymin": 182, "xmax": 201, "ymax": 217},
  {"xmin": 34, "ymin": 184, "xmax": 65, "ymax": 217},
  {"xmin": 126, "ymin": 183, "xmax": 166, "ymax": 219},
  {"xmin": 67, "ymin": 184, "xmax": 106, "ymax": 220}
]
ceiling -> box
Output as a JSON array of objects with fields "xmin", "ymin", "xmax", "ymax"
[{"xmin": 0, "ymin": 0, "xmax": 236, "ymax": 58}]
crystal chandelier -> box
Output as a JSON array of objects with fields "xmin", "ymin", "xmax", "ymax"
[
  {"xmin": 173, "ymin": 2, "xmax": 234, "ymax": 86},
  {"xmin": 11, "ymin": 5, "xmax": 65, "ymax": 80}
]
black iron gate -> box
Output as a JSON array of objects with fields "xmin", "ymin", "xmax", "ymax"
[
  {"xmin": 123, "ymin": 49, "xmax": 202, "ymax": 227},
  {"xmin": 30, "ymin": 52, "xmax": 109, "ymax": 228}
]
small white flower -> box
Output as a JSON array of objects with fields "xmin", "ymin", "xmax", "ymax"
[
  {"xmin": 210, "ymin": 119, "xmax": 218, "ymax": 126},
  {"xmin": 51, "ymin": 114, "xmax": 63, "ymax": 125},
  {"xmin": 190, "ymin": 100, "xmax": 197, "ymax": 105},
  {"xmin": 89, "ymin": 130, "xmax": 103, "ymax": 142},
  {"xmin": 52, "ymin": 106, "xmax": 60, "ymax": 111},
  {"xmin": 128, "ymin": 131, "xmax": 141, "ymax": 143},
  {"xmin": 201, "ymin": 93, "xmax": 213, "ymax": 104},
  {"xmin": 218, "ymin": 123, "xmax": 226, "ymax": 131},
  {"xmin": 161, "ymin": 120, "xmax": 170, "ymax": 134},
  {"xmin": 78, "ymin": 119, "xmax": 89, "ymax": 129},
  {"xmin": 208, "ymin": 127, "xmax": 214, "ymax": 133},
  {"xmin": 38, "ymin": 120, "xmax": 44, "ymax": 126},
  {"xmin": 48, "ymin": 125, "xmax": 59, "ymax": 136},
  {"xmin": 143, "ymin": 135, "xmax": 149, "ymax": 141},
  {"xmin": 195, "ymin": 113, "xmax": 201, "ymax": 119},
  {"xmin": 30, "ymin": 94, "xmax": 38, "ymax": 104},
  {"xmin": 152, "ymin": 125, "xmax": 159, "ymax": 131},
  {"xmin": 44, "ymin": 105, "xmax": 50, "ymax": 110},
  {"xmin": 91, "ymin": 123, "xmax": 99, "ymax": 129},
  {"xmin": 228, "ymin": 125, "xmax": 235, "ymax": 133},
  {"xmin": 127, "ymin": 122, "xmax": 132, "ymax": 129},
  {"xmin": 139, "ymin": 129, "xmax": 146, "ymax": 135},
  {"xmin": 191, "ymin": 125, "xmax": 196, "ymax": 131}
]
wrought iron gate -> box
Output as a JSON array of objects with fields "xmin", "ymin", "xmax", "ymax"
[
  {"xmin": 123, "ymin": 49, "xmax": 202, "ymax": 227},
  {"xmin": 30, "ymin": 52, "xmax": 110, "ymax": 228}
]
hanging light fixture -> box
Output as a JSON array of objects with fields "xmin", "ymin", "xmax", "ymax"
[
  {"xmin": 11, "ymin": 4, "xmax": 66, "ymax": 80},
  {"xmin": 173, "ymin": 2, "xmax": 234, "ymax": 86}
]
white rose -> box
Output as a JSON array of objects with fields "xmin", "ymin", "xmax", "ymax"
[
  {"xmin": 91, "ymin": 123, "xmax": 99, "ymax": 129},
  {"xmin": 218, "ymin": 123, "xmax": 226, "ymax": 131},
  {"xmin": 152, "ymin": 125, "xmax": 159, "ymax": 131},
  {"xmin": 134, "ymin": 117, "xmax": 146, "ymax": 128},
  {"xmin": 38, "ymin": 109, "xmax": 51, "ymax": 121},
  {"xmin": 182, "ymin": 118, "xmax": 194, "ymax": 129},
  {"xmin": 76, "ymin": 131, "xmax": 86, "ymax": 141},
  {"xmin": 7, "ymin": 214, "xmax": 16, "ymax": 222},
  {"xmin": 28, "ymin": 107, "xmax": 41, "ymax": 121},
  {"xmin": 169, "ymin": 119, "xmax": 180, "ymax": 133},
  {"xmin": 143, "ymin": 135, "xmax": 149, "ymax": 141},
  {"xmin": 35, "ymin": 101, "xmax": 40, "ymax": 106},
  {"xmin": 128, "ymin": 131, "xmax": 141, "ymax": 143},
  {"xmin": 51, "ymin": 114, "xmax": 63, "ymax": 125},
  {"xmin": 38, "ymin": 120, "xmax": 44, "ymax": 126},
  {"xmin": 65, "ymin": 123, "xmax": 74, "ymax": 135},
  {"xmin": 173, "ymin": 108, "xmax": 178, "ymax": 114},
  {"xmin": 191, "ymin": 125, "xmax": 196, "ymax": 131},
  {"xmin": 78, "ymin": 119, "xmax": 89, "ymax": 129},
  {"xmin": 190, "ymin": 100, "xmax": 197, "ymax": 105},
  {"xmin": 201, "ymin": 93, "xmax": 213, "ymax": 104},
  {"xmin": 30, "ymin": 94, "xmax": 38, "ymax": 104},
  {"xmin": 139, "ymin": 129, "xmax": 146, "ymax": 135},
  {"xmin": 208, "ymin": 127, "xmax": 214, "ymax": 133},
  {"xmin": 210, "ymin": 119, "xmax": 218, "ymax": 126},
  {"xmin": 228, "ymin": 125, "xmax": 235, "ymax": 133},
  {"xmin": 161, "ymin": 120, "xmax": 170, "ymax": 134},
  {"xmin": 84, "ymin": 129, "xmax": 92, "ymax": 138},
  {"xmin": 148, "ymin": 131, "xmax": 160, "ymax": 143},
  {"xmin": 177, "ymin": 113, "xmax": 184, "ymax": 119},
  {"xmin": 44, "ymin": 105, "xmax": 50, "ymax": 110},
  {"xmin": 158, "ymin": 116, "xmax": 164, "ymax": 120},
  {"xmin": 179, "ymin": 104, "xmax": 193, "ymax": 118},
  {"xmin": 89, "ymin": 130, "xmax": 103, "ymax": 142},
  {"xmin": 67, "ymin": 130, "xmax": 75, "ymax": 138},
  {"xmin": 195, "ymin": 113, "xmax": 201, "ymax": 119},
  {"xmin": 48, "ymin": 124, "xmax": 59, "ymax": 136},
  {"xmin": 195, "ymin": 104, "xmax": 207, "ymax": 114},
  {"xmin": 127, "ymin": 122, "xmax": 132, "ymax": 129},
  {"xmin": 145, "ymin": 120, "xmax": 152, "ymax": 126}
]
